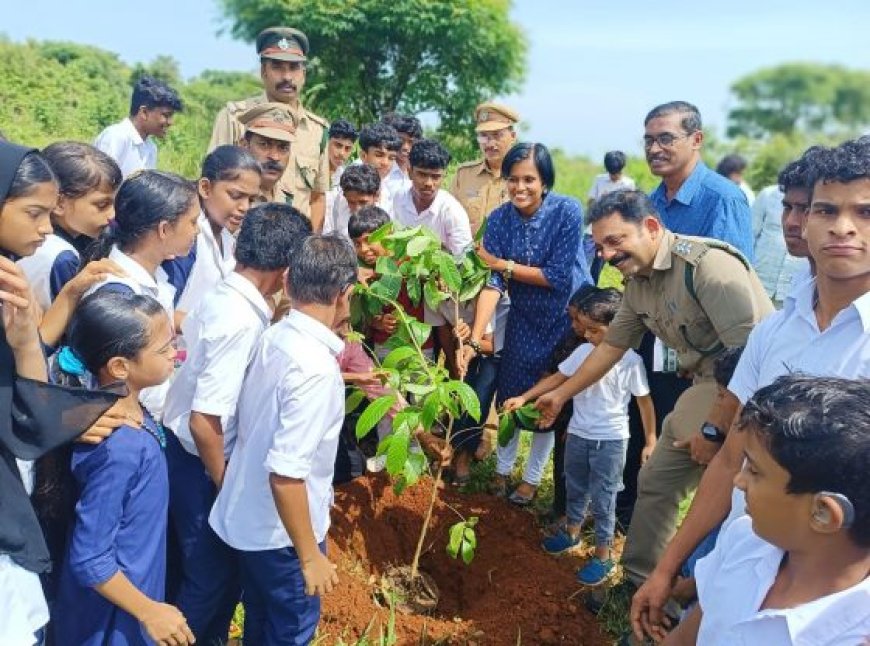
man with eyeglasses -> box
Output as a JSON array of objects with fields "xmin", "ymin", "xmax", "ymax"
[
  {"xmin": 449, "ymin": 102, "xmax": 519, "ymax": 235},
  {"xmin": 645, "ymin": 101, "xmax": 753, "ymax": 260},
  {"xmin": 208, "ymin": 27, "xmax": 330, "ymax": 231}
]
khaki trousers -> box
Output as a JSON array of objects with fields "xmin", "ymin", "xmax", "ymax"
[{"xmin": 621, "ymin": 379, "xmax": 717, "ymax": 585}]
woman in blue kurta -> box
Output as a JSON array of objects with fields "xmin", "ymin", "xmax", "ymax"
[
  {"xmin": 51, "ymin": 291, "xmax": 194, "ymax": 646},
  {"xmin": 465, "ymin": 142, "xmax": 591, "ymax": 504}
]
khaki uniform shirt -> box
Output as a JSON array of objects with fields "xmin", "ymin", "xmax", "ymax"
[
  {"xmin": 605, "ymin": 231, "xmax": 774, "ymax": 379},
  {"xmin": 449, "ymin": 159, "xmax": 508, "ymax": 235},
  {"xmin": 208, "ymin": 93, "xmax": 330, "ymax": 218},
  {"xmin": 255, "ymin": 183, "xmax": 293, "ymax": 205}
]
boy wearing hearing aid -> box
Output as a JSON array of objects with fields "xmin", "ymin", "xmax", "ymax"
[{"xmin": 662, "ymin": 374, "xmax": 870, "ymax": 645}]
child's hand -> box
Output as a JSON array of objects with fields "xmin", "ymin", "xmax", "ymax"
[
  {"xmin": 416, "ymin": 430, "xmax": 453, "ymax": 467},
  {"xmin": 139, "ymin": 601, "xmax": 195, "ymax": 645},
  {"xmin": 453, "ymin": 319, "xmax": 471, "ymax": 343},
  {"xmin": 641, "ymin": 441, "xmax": 656, "ymax": 465},
  {"xmin": 502, "ymin": 396, "xmax": 526, "ymax": 413},
  {"xmin": 346, "ymin": 371, "xmax": 387, "ymax": 387},
  {"xmin": 77, "ymin": 401, "xmax": 143, "ymax": 444},
  {"xmin": 301, "ymin": 552, "xmax": 339, "ymax": 596},
  {"xmin": 358, "ymin": 266, "xmax": 375, "ymax": 285},
  {"xmin": 62, "ymin": 259, "xmax": 127, "ymax": 300},
  {"xmin": 0, "ymin": 258, "xmax": 41, "ymax": 352},
  {"xmin": 379, "ymin": 313, "xmax": 398, "ymax": 335}
]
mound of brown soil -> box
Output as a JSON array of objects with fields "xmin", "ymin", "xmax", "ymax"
[{"xmin": 321, "ymin": 474, "xmax": 611, "ymax": 645}]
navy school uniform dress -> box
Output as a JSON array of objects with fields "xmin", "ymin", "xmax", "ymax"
[{"xmin": 53, "ymin": 415, "xmax": 169, "ymax": 645}]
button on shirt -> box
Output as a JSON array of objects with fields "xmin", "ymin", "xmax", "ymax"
[
  {"xmin": 695, "ymin": 516, "xmax": 870, "ymax": 645},
  {"xmin": 725, "ymin": 281, "xmax": 870, "ymax": 529},
  {"xmin": 163, "ymin": 273, "xmax": 272, "ymax": 458},
  {"xmin": 392, "ymin": 188, "xmax": 473, "ymax": 256},
  {"xmin": 650, "ymin": 161, "xmax": 754, "ymax": 261},
  {"xmin": 209, "ymin": 310, "xmax": 345, "ymax": 550},
  {"xmin": 559, "ymin": 344, "xmax": 649, "ymax": 440},
  {"xmin": 751, "ymin": 185, "xmax": 810, "ymax": 305},
  {"xmin": 94, "ymin": 118, "xmax": 157, "ymax": 178}
]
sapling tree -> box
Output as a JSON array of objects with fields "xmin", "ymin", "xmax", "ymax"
[{"xmin": 348, "ymin": 222, "xmax": 489, "ymax": 590}]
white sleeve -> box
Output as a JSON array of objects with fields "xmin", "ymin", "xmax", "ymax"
[
  {"xmin": 93, "ymin": 126, "xmax": 125, "ymax": 160},
  {"xmin": 265, "ymin": 367, "xmax": 335, "ymax": 479},
  {"xmin": 727, "ymin": 319, "xmax": 769, "ymax": 405},
  {"xmin": 626, "ymin": 351, "xmax": 651, "ymax": 397},
  {"xmin": 587, "ymin": 178, "xmax": 600, "ymax": 200},
  {"xmin": 191, "ymin": 326, "xmax": 261, "ymax": 419},
  {"xmin": 558, "ymin": 344, "xmax": 589, "ymax": 377},
  {"xmin": 445, "ymin": 196, "xmax": 473, "ymax": 255}
]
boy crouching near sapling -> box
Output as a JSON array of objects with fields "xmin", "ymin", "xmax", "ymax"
[
  {"xmin": 661, "ymin": 375, "xmax": 870, "ymax": 645},
  {"xmin": 504, "ymin": 288, "xmax": 656, "ymax": 585}
]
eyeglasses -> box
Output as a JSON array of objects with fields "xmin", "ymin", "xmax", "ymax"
[
  {"xmin": 643, "ymin": 132, "xmax": 694, "ymax": 149},
  {"xmin": 476, "ymin": 129, "xmax": 511, "ymax": 143}
]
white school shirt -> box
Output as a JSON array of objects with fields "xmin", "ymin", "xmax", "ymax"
[
  {"xmin": 587, "ymin": 173, "xmax": 636, "ymax": 201},
  {"xmin": 17, "ymin": 234, "xmax": 78, "ymax": 312},
  {"xmin": 392, "ymin": 188, "xmax": 473, "ymax": 256},
  {"xmin": 0, "ymin": 555, "xmax": 49, "ymax": 646},
  {"xmin": 174, "ymin": 213, "xmax": 236, "ymax": 314},
  {"xmin": 559, "ymin": 344, "xmax": 649, "ymax": 440},
  {"xmin": 163, "ymin": 273, "xmax": 271, "ymax": 458},
  {"xmin": 324, "ymin": 188, "xmax": 395, "ymax": 240},
  {"xmin": 724, "ymin": 279, "xmax": 870, "ymax": 529},
  {"xmin": 93, "ymin": 117, "xmax": 157, "ymax": 178},
  {"xmin": 209, "ymin": 310, "xmax": 345, "ymax": 550},
  {"xmin": 85, "ymin": 245, "xmax": 177, "ymax": 420},
  {"xmin": 695, "ymin": 516, "xmax": 870, "ymax": 645},
  {"xmin": 383, "ymin": 162, "xmax": 411, "ymax": 198},
  {"xmin": 325, "ymin": 165, "xmax": 345, "ymax": 229}
]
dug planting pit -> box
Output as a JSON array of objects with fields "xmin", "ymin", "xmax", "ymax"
[{"xmin": 319, "ymin": 474, "xmax": 611, "ymax": 645}]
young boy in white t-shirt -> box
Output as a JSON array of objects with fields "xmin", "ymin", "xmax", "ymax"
[
  {"xmin": 660, "ymin": 374, "xmax": 870, "ymax": 645},
  {"xmin": 504, "ymin": 288, "xmax": 656, "ymax": 585}
]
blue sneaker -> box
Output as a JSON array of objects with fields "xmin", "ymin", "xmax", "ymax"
[
  {"xmin": 541, "ymin": 529, "xmax": 581, "ymax": 555},
  {"xmin": 576, "ymin": 557, "xmax": 614, "ymax": 586}
]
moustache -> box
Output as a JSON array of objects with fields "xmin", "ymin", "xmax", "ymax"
[
  {"xmin": 262, "ymin": 160, "xmax": 286, "ymax": 174},
  {"xmin": 277, "ymin": 82, "xmax": 297, "ymax": 92},
  {"xmin": 609, "ymin": 252, "xmax": 631, "ymax": 267}
]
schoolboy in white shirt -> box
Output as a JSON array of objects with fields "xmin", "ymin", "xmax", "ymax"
[
  {"xmin": 392, "ymin": 139, "xmax": 473, "ymax": 256},
  {"xmin": 209, "ymin": 235, "xmax": 358, "ymax": 645},
  {"xmin": 631, "ymin": 139, "xmax": 870, "ymax": 638},
  {"xmin": 662, "ymin": 375, "xmax": 870, "ymax": 646},
  {"xmin": 505, "ymin": 289, "xmax": 656, "ymax": 585},
  {"xmin": 323, "ymin": 163, "xmax": 381, "ymax": 240},
  {"xmin": 94, "ymin": 76, "xmax": 183, "ymax": 178},
  {"xmin": 163, "ymin": 203, "xmax": 312, "ymax": 644}
]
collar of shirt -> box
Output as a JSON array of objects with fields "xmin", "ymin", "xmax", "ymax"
[
  {"xmin": 331, "ymin": 164, "xmax": 344, "ymax": 187},
  {"xmin": 197, "ymin": 211, "xmax": 234, "ymax": 269},
  {"xmin": 650, "ymin": 229, "xmax": 676, "ymax": 272},
  {"xmin": 224, "ymin": 272, "xmax": 272, "ymax": 325},
  {"xmin": 121, "ymin": 117, "xmax": 147, "ymax": 146},
  {"xmin": 387, "ymin": 162, "xmax": 406, "ymax": 182},
  {"xmin": 284, "ymin": 309, "xmax": 344, "ymax": 356},
  {"xmin": 399, "ymin": 187, "xmax": 446, "ymax": 218},
  {"xmin": 792, "ymin": 278, "xmax": 870, "ymax": 333},
  {"xmin": 718, "ymin": 524, "xmax": 870, "ymax": 644},
  {"xmin": 108, "ymin": 245, "xmax": 168, "ymax": 294},
  {"xmin": 475, "ymin": 159, "xmax": 500, "ymax": 178},
  {"xmin": 652, "ymin": 160, "xmax": 708, "ymax": 207}
]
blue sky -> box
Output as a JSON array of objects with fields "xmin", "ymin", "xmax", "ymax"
[{"xmin": 4, "ymin": 0, "xmax": 870, "ymax": 158}]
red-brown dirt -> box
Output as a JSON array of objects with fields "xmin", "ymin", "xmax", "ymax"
[{"xmin": 320, "ymin": 474, "xmax": 611, "ymax": 645}]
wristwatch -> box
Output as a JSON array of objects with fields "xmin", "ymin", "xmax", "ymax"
[
  {"xmin": 700, "ymin": 421, "xmax": 726, "ymax": 444},
  {"xmin": 468, "ymin": 338, "xmax": 482, "ymax": 355},
  {"xmin": 504, "ymin": 260, "xmax": 515, "ymax": 281}
]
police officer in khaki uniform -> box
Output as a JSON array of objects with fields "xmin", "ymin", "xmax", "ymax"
[
  {"xmin": 449, "ymin": 102, "xmax": 518, "ymax": 235},
  {"xmin": 208, "ymin": 27, "xmax": 330, "ymax": 229},
  {"xmin": 535, "ymin": 190, "xmax": 773, "ymax": 591},
  {"xmin": 237, "ymin": 103, "xmax": 296, "ymax": 204}
]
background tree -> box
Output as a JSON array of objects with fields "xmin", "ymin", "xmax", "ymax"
[
  {"xmin": 217, "ymin": 0, "xmax": 527, "ymax": 154},
  {"xmin": 726, "ymin": 62, "xmax": 870, "ymax": 139}
]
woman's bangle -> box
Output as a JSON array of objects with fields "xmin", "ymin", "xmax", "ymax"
[{"xmin": 504, "ymin": 259, "xmax": 515, "ymax": 281}]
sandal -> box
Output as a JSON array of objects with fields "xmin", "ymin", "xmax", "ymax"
[{"xmin": 508, "ymin": 488, "xmax": 536, "ymax": 507}]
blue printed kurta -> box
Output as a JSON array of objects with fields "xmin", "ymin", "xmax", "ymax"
[
  {"xmin": 484, "ymin": 192, "xmax": 591, "ymax": 404},
  {"xmin": 54, "ymin": 418, "xmax": 168, "ymax": 645}
]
